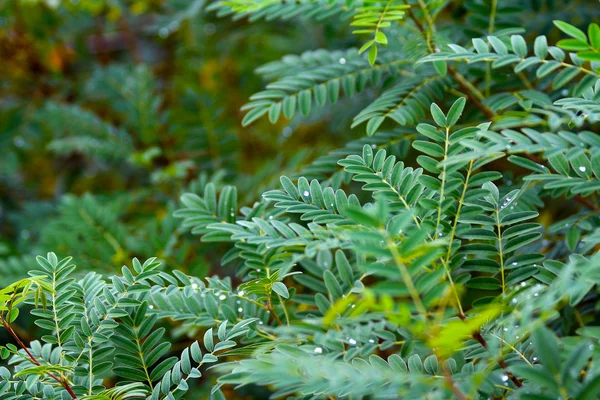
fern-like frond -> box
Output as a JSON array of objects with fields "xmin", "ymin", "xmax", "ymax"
[
  {"xmin": 242, "ymin": 49, "xmax": 410, "ymax": 125},
  {"xmin": 33, "ymin": 102, "xmax": 133, "ymax": 162},
  {"xmin": 352, "ymin": 75, "xmax": 451, "ymax": 135},
  {"xmin": 207, "ymin": 0, "xmax": 356, "ymax": 22},
  {"xmin": 352, "ymin": 0, "xmax": 409, "ymax": 65}
]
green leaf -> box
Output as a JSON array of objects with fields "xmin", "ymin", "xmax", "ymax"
[
  {"xmin": 589, "ymin": 23, "xmax": 600, "ymax": 50},
  {"xmin": 368, "ymin": 45, "xmax": 378, "ymax": 66},
  {"xmin": 556, "ymin": 39, "xmax": 590, "ymax": 51},
  {"xmin": 242, "ymin": 107, "xmax": 269, "ymax": 126},
  {"xmin": 576, "ymin": 51, "xmax": 600, "ymax": 62},
  {"xmin": 433, "ymin": 60, "xmax": 447, "ymax": 76},
  {"xmin": 445, "ymin": 97, "xmax": 466, "ymax": 127},
  {"xmin": 271, "ymin": 282, "xmax": 289, "ymax": 299},
  {"xmin": 534, "ymin": 36, "xmax": 548, "ymax": 58},
  {"xmin": 510, "ymin": 35, "xmax": 528, "ymax": 58},
  {"xmin": 532, "ymin": 327, "xmax": 560, "ymax": 374},
  {"xmin": 204, "ymin": 328, "xmax": 214, "ymax": 352},
  {"xmin": 299, "ymin": 90, "xmax": 311, "ymax": 116},
  {"xmin": 508, "ymin": 155, "xmax": 548, "ymax": 173},
  {"xmin": 430, "ymin": 103, "xmax": 447, "ymax": 127},
  {"xmin": 282, "ymin": 96, "xmax": 296, "ymax": 119},
  {"xmin": 553, "ymin": 20, "xmax": 588, "ymax": 42}
]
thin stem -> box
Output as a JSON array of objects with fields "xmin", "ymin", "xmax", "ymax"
[
  {"xmin": 442, "ymin": 159, "xmax": 476, "ymax": 318},
  {"xmin": 1, "ymin": 319, "xmax": 77, "ymax": 398},
  {"xmin": 434, "ymin": 128, "xmax": 465, "ymax": 315},
  {"xmin": 405, "ymin": 1, "xmax": 496, "ymax": 120},
  {"xmin": 88, "ymin": 345, "xmax": 93, "ymax": 396},
  {"xmin": 386, "ymin": 238, "xmax": 427, "ymax": 319},
  {"xmin": 485, "ymin": 0, "xmax": 498, "ymax": 96},
  {"xmin": 277, "ymin": 294, "xmax": 291, "ymax": 326},
  {"xmin": 443, "ymin": 365, "xmax": 470, "ymax": 400},
  {"xmin": 488, "ymin": 333, "xmax": 534, "ymax": 367},
  {"xmin": 374, "ymin": 0, "xmax": 394, "ymax": 41},
  {"xmin": 447, "ymin": 68, "xmax": 496, "ymax": 120},
  {"xmin": 416, "ymin": 0, "xmax": 435, "ymax": 32},
  {"xmin": 494, "ymin": 207, "xmax": 506, "ymax": 295},
  {"xmin": 266, "ymin": 300, "xmax": 284, "ymax": 326},
  {"xmin": 469, "ymin": 328, "xmax": 523, "ymax": 387}
]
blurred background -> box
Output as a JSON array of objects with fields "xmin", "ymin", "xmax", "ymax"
[{"xmin": 0, "ymin": 0, "xmax": 369, "ymax": 283}]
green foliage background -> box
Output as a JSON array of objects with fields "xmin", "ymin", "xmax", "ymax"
[{"xmin": 1, "ymin": 0, "xmax": 600, "ymax": 399}]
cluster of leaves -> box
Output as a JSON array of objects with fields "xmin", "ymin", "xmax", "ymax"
[{"xmin": 2, "ymin": 0, "xmax": 600, "ymax": 399}]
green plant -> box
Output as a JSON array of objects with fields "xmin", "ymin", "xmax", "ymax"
[{"xmin": 2, "ymin": 0, "xmax": 600, "ymax": 399}]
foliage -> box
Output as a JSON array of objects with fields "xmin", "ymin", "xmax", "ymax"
[{"xmin": 2, "ymin": 0, "xmax": 600, "ymax": 399}]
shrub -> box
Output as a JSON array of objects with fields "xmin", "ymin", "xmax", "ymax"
[{"xmin": 2, "ymin": 1, "xmax": 600, "ymax": 399}]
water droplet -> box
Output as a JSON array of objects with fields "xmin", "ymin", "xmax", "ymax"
[
  {"xmin": 533, "ymin": 356, "xmax": 538, "ymax": 361},
  {"xmin": 303, "ymin": 191, "xmax": 310, "ymax": 197},
  {"xmin": 219, "ymin": 294, "xmax": 227, "ymax": 300},
  {"xmin": 512, "ymin": 262, "xmax": 518, "ymax": 266},
  {"xmin": 237, "ymin": 307, "xmax": 243, "ymax": 313},
  {"xmin": 192, "ymin": 283, "xmax": 199, "ymax": 290},
  {"xmin": 503, "ymin": 327, "xmax": 509, "ymax": 332},
  {"xmin": 511, "ymin": 298, "xmax": 517, "ymax": 304},
  {"xmin": 520, "ymin": 282, "xmax": 527, "ymax": 287},
  {"xmin": 314, "ymin": 347, "xmax": 323, "ymax": 354},
  {"xmin": 561, "ymin": 89, "xmax": 569, "ymax": 96},
  {"xmin": 435, "ymin": 47, "xmax": 441, "ymax": 53},
  {"xmin": 149, "ymin": 305, "xmax": 154, "ymax": 309},
  {"xmin": 371, "ymin": 144, "xmax": 377, "ymax": 149},
  {"xmin": 258, "ymin": 321, "xmax": 263, "ymax": 325},
  {"xmin": 339, "ymin": 57, "xmax": 347, "ymax": 64},
  {"xmin": 579, "ymin": 166, "xmax": 587, "ymax": 172},
  {"xmin": 348, "ymin": 338, "xmax": 357, "ymax": 345},
  {"xmin": 237, "ymin": 290, "xmax": 245, "ymax": 296},
  {"xmin": 501, "ymin": 375, "xmax": 508, "ymax": 382},
  {"xmin": 368, "ymin": 339, "xmax": 375, "ymax": 343}
]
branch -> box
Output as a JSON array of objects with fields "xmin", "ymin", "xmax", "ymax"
[
  {"xmin": 523, "ymin": 154, "xmax": 600, "ymax": 211},
  {"xmin": 447, "ymin": 67, "xmax": 496, "ymax": 120},
  {"xmin": 1, "ymin": 319, "xmax": 77, "ymax": 398},
  {"xmin": 469, "ymin": 326, "xmax": 523, "ymax": 388},
  {"xmin": 404, "ymin": 2, "xmax": 496, "ymax": 120}
]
